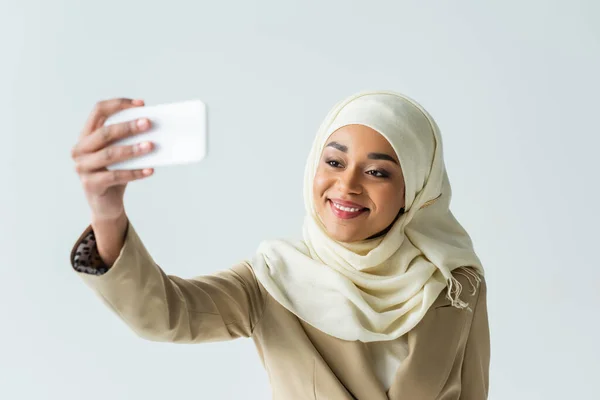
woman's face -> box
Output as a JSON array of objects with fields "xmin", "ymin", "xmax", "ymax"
[{"xmin": 313, "ymin": 124, "xmax": 406, "ymax": 242}]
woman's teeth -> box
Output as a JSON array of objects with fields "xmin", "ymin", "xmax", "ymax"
[{"xmin": 332, "ymin": 202, "xmax": 363, "ymax": 212}]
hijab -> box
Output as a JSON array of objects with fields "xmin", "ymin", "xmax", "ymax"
[{"xmin": 250, "ymin": 90, "xmax": 484, "ymax": 343}]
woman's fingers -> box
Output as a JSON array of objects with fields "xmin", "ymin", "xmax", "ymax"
[
  {"xmin": 72, "ymin": 118, "xmax": 151, "ymax": 159},
  {"xmin": 74, "ymin": 141, "xmax": 154, "ymax": 173},
  {"xmin": 72, "ymin": 97, "xmax": 153, "ymax": 219},
  {"xmin": 80, "ymin": 98, "xmax": 144, "ymax": 138},
  {"xmin": 79, "ymin": 168, "xmax": 154, "ymax": 195}
]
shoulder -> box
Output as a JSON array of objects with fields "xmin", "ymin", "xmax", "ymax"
[
  {"xmin": 230, "ymin": 261, "xmax": 270, "ymax": 303},
  {"xmin": 432, "ymin": 267, "xmax": 487, "ymax": 313}
]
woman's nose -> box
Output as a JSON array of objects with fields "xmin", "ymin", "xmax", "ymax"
[{"xmin": 337, "ymin": 169, "xmax": 362, "ymax": 194}]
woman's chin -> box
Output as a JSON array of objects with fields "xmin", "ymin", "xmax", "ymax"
[{"xmin": 322, "ymin": 223, "xmax": 367, "ymax": 243}]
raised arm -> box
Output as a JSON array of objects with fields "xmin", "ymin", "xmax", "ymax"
[{"xmin": 70, "ymin": 220, "xmax": 266, "ymax": 343}]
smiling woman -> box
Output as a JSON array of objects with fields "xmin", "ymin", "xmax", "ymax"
[
  {"xmin": 313, "ymin": 124, "xmax": 406, "ymax": 242},
  {"xmin": 251, "ymin": 91, "xmax": 488, "ymax": 397},
  {"xmin": 70, "ymin": 90, "xmax": 489, "ymax": 400}
]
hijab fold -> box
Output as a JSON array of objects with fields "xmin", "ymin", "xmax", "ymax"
[{"xmin": 250, "ymin": 91, "xmax": 484, "ymax": 343}]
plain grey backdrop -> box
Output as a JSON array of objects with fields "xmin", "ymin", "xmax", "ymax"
[{"xmin": 1, "ymin": 0, "xmax": 598, "ymax": 399}]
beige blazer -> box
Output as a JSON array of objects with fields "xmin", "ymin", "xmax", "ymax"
[{"xmin": 70, "ymin": 221, "xmax": 490, "ymax": 399}]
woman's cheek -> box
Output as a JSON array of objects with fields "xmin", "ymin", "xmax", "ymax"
[
  {"xmin": 313, "ymin": 172, "xmax": 329, "ymax": 198},
  {"xmin": 375, "ymin": 188, "xmax": 402, "ymax": 217}
]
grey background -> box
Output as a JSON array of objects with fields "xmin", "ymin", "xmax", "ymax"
[{"xmin": 1, "ymin": 0, "xmax": 598, "ymax": 399}]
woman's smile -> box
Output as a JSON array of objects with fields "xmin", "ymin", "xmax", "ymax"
[{"xmin": 328, "ymin": 199, "xmax": 369, "ymax": 219}]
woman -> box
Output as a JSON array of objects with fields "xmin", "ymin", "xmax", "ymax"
[{"xmin": 70, "ymin": 91, "xmax": 490, "ymax": 399}]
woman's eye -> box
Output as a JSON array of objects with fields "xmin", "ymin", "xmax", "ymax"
[
  {"xmin": 326, "ymin": 160, "xmax": 342, "ymax": 168},
  {"xmin": 368, "ymin": 170, "xmax": 389, "ymax": 178}
]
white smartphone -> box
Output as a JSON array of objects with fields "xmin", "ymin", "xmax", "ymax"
[{"xmin": 104, "ymin": 99, "xmax": 208, "ymax": 170}]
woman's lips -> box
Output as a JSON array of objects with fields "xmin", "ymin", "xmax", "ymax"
[
  {"xmin": 329, "ymin": 198, "xmax": 365, "ymax": 208},
  {"xmin": 328, "ymin": 199, "xmax": 368, "ymax": 220}
]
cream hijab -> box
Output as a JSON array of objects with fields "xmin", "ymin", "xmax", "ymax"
[{"xmin": 250, "ymin": 90, "xmax": 484, "ymax": 343}]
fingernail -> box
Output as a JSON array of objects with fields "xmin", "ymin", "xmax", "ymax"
[
  {"xmin": 132, "ymin": 99, "xmax": 144, "ymax": 105},
  {"xmin": 137, "ymin": 118, "xmax": 149, "ymax": 129},
  {"xmin": 140, "ymin": 141, "xmax": 151, "ymax": 150}
]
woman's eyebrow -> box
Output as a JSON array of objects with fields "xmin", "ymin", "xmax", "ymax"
[
  {"xmin": 326, "ymin": 141, "xmax": 348, "ymax": 152},
  {"xmin": 326, "ymin": 141, "xmax": 398, "ymax": 164}
]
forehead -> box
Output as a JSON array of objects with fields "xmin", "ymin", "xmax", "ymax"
[{"xmin": 325, "ymin": 124, "xmax": 397, "ymax": 157}]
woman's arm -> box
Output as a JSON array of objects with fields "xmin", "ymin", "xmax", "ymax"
[
  {"xmin": 70, "ymin": 220, "xmax": 266, "ymax": 343},
  {"xmin": 90, "ymin": 213, "xmax": 129, "ymax": 268},
  {"xmin": 459, "ymin": 276, "xmax": 491, "ymax": 399}
]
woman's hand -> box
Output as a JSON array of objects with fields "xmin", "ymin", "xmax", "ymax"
[{"xmin": 71, "ymin": 98, "xmax": 154, "ymax": 222}]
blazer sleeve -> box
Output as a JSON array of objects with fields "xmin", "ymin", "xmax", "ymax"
[
  {"xmin": 459, "ymin": 275, "xmax": 491, "ymax": 400},
  {"xmin": 69, "ymin": 221, "xmax": 266, "ymax": 343}
]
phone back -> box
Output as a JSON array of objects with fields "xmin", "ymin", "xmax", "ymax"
[{"xmin": 105, "ymin": 99, "xmax": 207, "ymax": 170}]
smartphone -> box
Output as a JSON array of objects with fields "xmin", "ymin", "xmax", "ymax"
[{"xmin": 104, "ymin": 99, "xmax": 207, "ymax": 170}]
